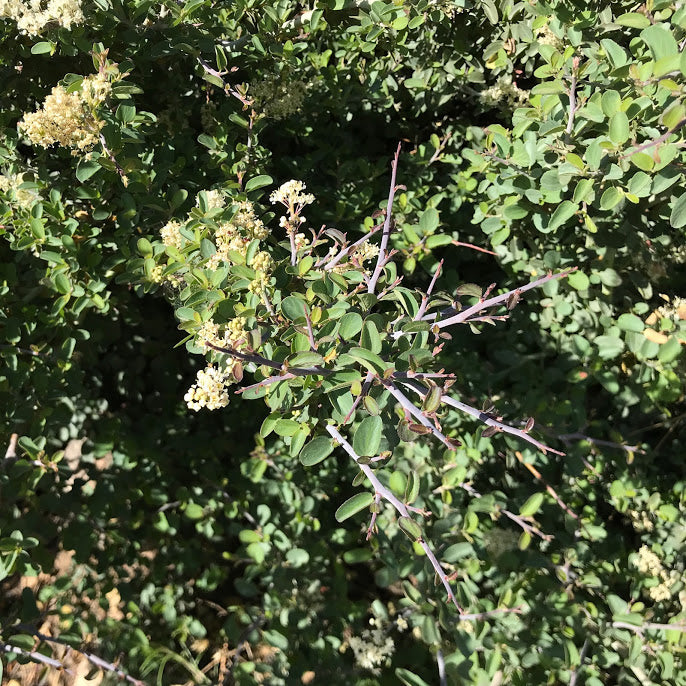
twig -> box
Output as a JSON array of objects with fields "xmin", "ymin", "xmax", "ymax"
[
  {"xmin": 433, "ymin": 270, "xmax": 576, "ymax": 329},
  {"xmin": 399, "ymin": 378, "xmax": 564, "ymax": 456},
  {"xmin": 415, "ymin": 260, "xmax": 443, "ymax": 321},
  {"xmin": 451, "ymin": 240, "xmax": 497, "ymax": 256},
  {"xmin": 5, "ymin": 432, "xmax": 18, "ymax": 458},
  {"xmin": 206, "ymin": 342, "xmax": 330, "ymax": 376},
  {"xmin": 367, "ymin": 493, "xmax": 381, "ymax": 540},
  {"xmin": 513, "ymin": 451, "xmax": 578, "ymax": 520},
  {"xmin": 557, "ymin": 431, "xmax": 645, "ymax": 455},
  {"xmin": 566, "ymin": 57, "xmax": 580, "ymax": 136},
  {"xmin": 302, "ymin": 303, "xmax": 317, "ymax": 350},
  {"xmin": 317, "ymin": 223, "xmax": 383, "ymax": 270},
  {"xmin": 98, "ymin": 134, "xmax": 128, "ymax": 186},
  {"xmin": 461, "ymin": 483, "xmax": 552, "ymax": 541},
  {"xmin": 2, "ymin": 628, "xmax": 145, "ymax": 685},
  {"xmin": 384, "ymin": 381, "xmax": 454, "ymax": 450},
  {"xmin": 569, "ymin": 638, "xmax": 590, "ymax": 686},
  {"xmin": 235, "ymin": 373, "xmax": 296, "ymax": 395},
  {"xmin": 437, "ymin": 648, "xmax": 447, "ymax": 686},
  {"xmin": 367, "ymin": 143, "xmax": 401, "ymax": 294},
  {"xmin": 342, "ymin": 371, "xmax": 374, "ymax": 424},
  {"xmin": 326, "ymin": 424, "xmax": 461, "ymax": 610},
  {"xmin": 428, "ymin": 131, "xmax": 453, "ymax": 166},
  {"xmin": 620, "ymin": 117, "xmax": 686, "ymax": 159},
  {"xmin": 611, "ymin": 621, "xmax": 686, "ymax": 635}
]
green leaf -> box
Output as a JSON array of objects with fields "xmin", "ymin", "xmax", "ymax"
[
  {"xmin": 54, "ymin": 273, "xmax": 72, "ymax": 294},
  {"xmin": 300, "ymin": 436, "xmax": 335, "ymax": 467},
  {"xmin": 398, "ymin": 516, "xmax": 422, "ymax": 540},
  {"xmin": 360, "ymin": 320, "xmax": 382, "ymax": 354},
  {"xmin": 641, "ymin": 25, "xmax": 679, "ymax": 61},
  {"xmin": 353, "ymin": 415, "xmax": 382, "ymax": 456},
  {"xmin": 658, "ymin": 337, "xmax": 682, "ymax": 364},
  {"xmin": 404, "ymin": 470, "xmax": 420, "ymax": 504},
  {"xmin": 618, "ymin": 313, "xmax": 645, "ymax": 333},
  {"xmin": 548, "ymin": 200, "xmax": 578, "ymax": 230},
  {"xmin": 288, "ymin": 351, "xmax": 324, "ymax": 368},
  {"xmin": 273, "ymin": 419, "xmax": 300, "ymax": 437},
  {"xmin": 184, "ymin": 502, "xmax": 204, "ymax": 520},
  {"xmin": 338, "ymin": 312, "xmax": 363, "ymax": 340},
  {"xmin": 615, "ymin": 12, "xmax": 650, "ymax": 28},
  {"xmin": 335, "ymin": 492, "xmax": 374, "ymax": 522},
  {"xmin": 76, "ymin": 159, "xmax": 101, "ymax": 182},
  {"xmin": 600, "ymin": 187, "xmax": 623, "ymax": 210},
  {"xmin": 31, "ymin": 41, "xmax": 54, "ymax": 54},
  {"xmin": 567, "ymin": 271, "xmax": 590, "ymax": 291},
  {"xmin": 670, "ymin": 193, "xmax": 686, "ymax": 228},
  {"xmin": 609, "ymin": 111, "xmax": 630, "ymax": 145},
  {"xmin": 396, "ymin": 667, "xmax": 431, "ymax": 686},
  {"xmin": 519, "ymin": 492, "xmax": 544, "ymax": 517},
  {"xmin": 281, "ymin": 295, "xmax": 308, "ymax": 320},
  {"xmin": 343, "ymin": 347, "xmax": 388, "ymax": 374},
  {"xmin": 245, "ymin": 175, "xmax": 273, "ymax": 192},
  {"xmin": 596, "ymin": 335, "xmax": 625, "ymax": 359},
  {"xmin": 419, "ymin": 207, "xmax": 439, "ymax": 234}
]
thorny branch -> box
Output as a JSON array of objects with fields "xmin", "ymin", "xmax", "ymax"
[
  {"xmin": 326, "ymin": 424, "xmax": 461, "ymax": 610},
  {"xmin": 431, "ymin": 269, "xmax": 576, "ymax": 329},
  {"xmin": 2, "ymin": 626, "xmax": 145, "ymax": 685},
  {"xmin": 368, "ymin": 142, "xmax": 402, "ymax": 294},
  {"xmin": 399, "ymin": 377, "xmax": 564, "ymax": 456}
]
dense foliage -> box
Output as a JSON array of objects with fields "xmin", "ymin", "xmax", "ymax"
[{"xmin": 1, "ymin": 0, "xmax": 685, "ymax": 684}]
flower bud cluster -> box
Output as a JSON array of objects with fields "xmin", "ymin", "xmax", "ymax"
[
  {"xmin": 251, "ymin": 74, "xmax": 307, "ymax": 120},
  {"xmin": 1, "ymin": 0, "xmax": 84, "ymax": 35},
  {"xmin": 18, "ymin": 73, "xmax": 111, "ymax": 154}
]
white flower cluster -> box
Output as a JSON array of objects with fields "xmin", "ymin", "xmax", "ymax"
[
  {"xmin": 18, "ymin": 73, "xmax": 111, "ymax": 154},
  {"xmin": 184, "ymin": 364, "xmax": 232, "ymax": 411},
  {"xmin": 535, "ymin": 23, "xmax": 563, "ymax": 49},
  {"xmin": 0, "ymin": 173, "xmax": 40, "ymax": 209},
  {"xmin": 197, "ymin": 317, "xmax": 248, "ymax": 351},
  {"xmin": 270, "ymin": 179, "xmax": 315, "ymax": 208},
  {"xmin": 347, "ymin": 625, "xmax": 395, "ymax": 674},
  {"xmin": 1, "ymin": 0, "xmax": 84, "ymax": 35},
  {"xmin": 634, "ymin": 545, "xmax": 679, "ymax": 603},
  {"xmin": 160, "ymin": 219, "xmax": 184, "ymax": 250},
  {"xmin": 270, "ymin": 180, "xmax": 315, "ymax": 234},
  {"xmin": 480, "ymin": 77, "xmax": 529, "ymax": 110},
  {"xmin": 197, "ymin": 189, "xmax": 226, "ymax": 211}
]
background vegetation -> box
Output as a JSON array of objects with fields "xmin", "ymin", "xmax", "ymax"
[{"xmin": 1, "ymin": 0, "xmax": 685, "ymax": 684}]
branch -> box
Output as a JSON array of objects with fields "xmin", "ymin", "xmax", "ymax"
[
  {"xmin": 342, "ymin": 371, "xmax": 374, "ymax": 424},
  {"xmin": 399, "ymin": 378, "xmax": 564, "ymax": 456},
  {"xmin": 620, "ymin": 117, "xmax": 686, "ymax": 159},
  {"xmin": 434, "ymin": 270, "xmax": 576, "ymax": 329},
  {"xmin": 326, "ymin": 424, "xmax": 461, "ymax": 610},
  {"xmin": 367, "ymin": 143, "xmax": 401, "ymax": 294},
  {"xmin": 415, "ymin": 260, "xmax": 443, "ymax": 321},
  {"xmin": 2, "ymin": 629, "xmax": 145, "ymax": 685},
  {"xmin": 316, "ymin": 223, "xmax": 383, "ymax": 270},
  {"xmin": 611, "ymin": 621, "xmax": 686, "ymax": 635},
  {"xmin": 460, "ymin": 483, "xmax": 552, "ymax": 541},
  {"xmin": 566, "ymin": 57, "xmax": 580, "ymax": 136},
  {"xmin": 451, "ymin": 239, "xmax": 497, "ymax": 256},
  {"xmin": 206, "ymin": 342, "xmax": 330, "ymax": 377},
  {"xmin": 384, "ymin": 380, "xmax": 455, "ymax": 450}
]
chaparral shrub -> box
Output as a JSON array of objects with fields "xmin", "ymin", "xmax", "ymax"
[{"xmin": 1, "ymin": 1, "xmax": 685, "ymax": 684}]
